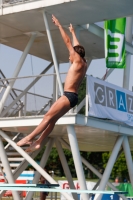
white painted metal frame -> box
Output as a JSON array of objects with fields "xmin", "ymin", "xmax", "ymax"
[
  {"xmin": 122, "ymin": 16, "xmax": 133, "ymax": 190},
  {"xmin": 0, "ymin": 137, "xmax": 49, "ymax": 198},
  {"xmin": 25, "ymin": 138, "xmax": 54, "ymax": 200},
  {"xmin": 123, "ymin": 137, "xmax": 133, "ymax": 186},
  {"xmin": 0, "ymin": 138, "xmax": 21, "ymax": 200},
  {"xmin": 55, "ymin": 138, "xmax": 78, "ymax": 200},
  {"xmin": 1, "ymin": 62, "xmax": 53, "ymax": 117},
  {"xmin": 43, "ymin": 10, "xmax": 63, "ymax": 95},
  {"xmin": 0, "ymin": 130, "xmax": 74, "ymax": 200},
  {"xmin": 67, "ymin": 125, "xmax": 89, "ymax": 200},
  {"xmin": 0, "ymin": 33, "xmax": 37, "ymax": 114},
  {"xmin": 94, "ymin": 136, "xmax": 124, "ymax": 200},
  {"xmin": 123, "ymin": 16, "xmax": 133, "ymax": 89},
  {"xmin": 60, "ymin": 138, "xmax": 128, "ymax": 200}
]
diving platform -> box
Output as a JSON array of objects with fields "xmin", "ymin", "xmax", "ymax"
[{"xmin": 0, "ymin": 114, "xmax": 133, "ymax": 152}]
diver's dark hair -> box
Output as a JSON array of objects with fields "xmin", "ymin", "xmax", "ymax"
[{"xmin": 73, "ymin": 45, "xmax": 85, "ymax": 58}]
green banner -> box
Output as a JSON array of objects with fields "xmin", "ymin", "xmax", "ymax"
[{"xmin": 104, "ymin": 18, "xmax": 126, "ymax": 68}]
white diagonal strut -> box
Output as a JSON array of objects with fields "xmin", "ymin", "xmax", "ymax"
[
  {"xmin": 0, "ymin": 130, "xmax": 74, "ymax": 200},
  {"xmin": 25, "ymin": 138, "xmax": 54, "ymax": 200},
  {"xmin": 0, "ymin": 33, "xmax": 37, "ymax": 114},
  {"xmin": 123, "ymin": 136, "xmax": 133, "ymax": 186},
  {"xmin": 94, "ymin": 136, "xmax": 124, "ymax": 200},
  {"xmin": 55, "ymin": 138, "xmax": 79, "ymax": 200},
  {"xmin": 0, "ymin": 138, "xmax": 49, "ymax": 198},
  {"xmin": 42, "ymin": 10, "xmax": 63, "ymax": 95},
  {"xmin": 1, "ymin": 62, "xmax": 53, "ymax": 117},
  {"xmin": 0, "ymin": 138, "xmax": 21, "ymax": 200}
]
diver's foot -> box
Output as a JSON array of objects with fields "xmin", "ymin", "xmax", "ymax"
[
  {"xmin": 17, "ymin": 136, "xmax": 32, "ymax": 147},
  {"xmin": 25, "ymin": 141, "xmax": 41, "ymax": 153}
]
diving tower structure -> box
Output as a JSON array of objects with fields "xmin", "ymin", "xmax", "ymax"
[{"xmin": 0, "ymin": 1, "xmax": 133, "ymax": 200}]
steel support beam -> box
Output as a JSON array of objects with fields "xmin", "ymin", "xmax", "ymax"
[
  {"xmin": 25, "ymin": 138, "xmax": 54, "ymax": 200},
  {"xmin": 60, "ymin": 138, "xmax": 128, "ymax": 200},
  {"xmin": 0, "ymin": 33, "xmax": 36, "ymax": 114},
  {"xmin": 0, "ymin": 130, "xmax": 74, "ymax": 200},
  {"xmin": 123, "ymin": 137, "xmax": 133, "ymax": 186},
  {"xmin": 4, "ymin": 132, "xmax": 20, "ymax": 150},
  {"xmin": 53, "ymin": 67, "xmax": 57, "ymax": 103},
  {"xmin": 55, "ymin": 138, "xmax": 78, "ymax": 200},
  {"xmin": 94, "ymin": 136, "xmax": 124, "ymax": 200},
  {"xmin": 123, "ymin": 16, "xmax": 133, "ymax": 89},
  {"xmin": 24, "ymin": 94, "xmax": 27, "ymax": 116},
  {"xmin": 0, "ymin": 138, "xmax": 21, "ymax": 200},
  {"xmin": 67, "ymin": 125, "xmax": 89, "ymax": 200},
  {"xmin": 1, "ymin": 62, "xmax": 53, "ymax": 117},
  {"xmin": 0, "ymin": 138, "xmax": 49, "ymax": 198},
  {"xmin": 43, "ymin": 10, "xmax": 63, "ymax": 95},
  {"xmin": 122, "ymin": 16, "xmax": 133, "ymax": 189}
]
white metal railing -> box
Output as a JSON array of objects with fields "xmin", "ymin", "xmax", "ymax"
[
  {"xmin": 0, "ymin": 84, "xmax": 52, "ymax": 117},
  {"xmin": 0, "ymin": 70, "xmax": 54, "ymax": 117},
  {"xmin": 0, "ymin": 69, "xmax": 88, "ymax": 118}
]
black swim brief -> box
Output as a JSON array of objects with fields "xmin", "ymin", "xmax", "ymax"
[{"xmin": 64, "ymin": 91, "xmax": 78, "ymax": 108}]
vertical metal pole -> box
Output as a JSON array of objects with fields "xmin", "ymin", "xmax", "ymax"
[
  {"xmin": 85, "ymin": 58, "xmax": 92, "ymax": 117},
  {"xmin": 122, "ymin": 16, "xmax": 133, "ymax": 189},
  {"xmin": 42, "ymin": 10, "xmax": 63, "ymax": 95},
  {"xmin": 25, "ymin": 138, "xmax": 54, "ymax": 200},
  {"xmin": 55, "ymin": 138, "xmax": 78, "ymax": 200},
  {"xmin": 0, "ymin": 138, "xmax": 21, "ymax": 200},
  {"xmin": 0, "ymin": 33, "xmax": 36, "ymax": 114},
  {"xmin": 24, "ymin": 94, "xmax": 27, "ymax": 116},
  {"xmin": 67, "ymin": 125, "xmax": 89, "ymax": 200},
  {"xmin": 94, "ymin": 136, "xmax": 124, "ymax": 200},
  {"xmin": 123, "ymin": 137, "xmax": 133, "ymax": 186},
  {"xmin": 0, "ymin": 130, "xmax": 74, "ymax": 200},
  {"xmin": 123, "ymin": 16, "xmax": 133, "ymax": 89},
  {"xmin": 85, "ymin": 76, "xmax": 89, "ymax": 117},
  {"xmin": 18, "ymin": 102, "xmax": 23, "ymax": 117},
  {"xmin": 4, "ymin": 133, "xmax": 20, "ymax": 150},
  {"xmin": 53, "ymin": 67, "xmax": 56, "ymax": 103}
]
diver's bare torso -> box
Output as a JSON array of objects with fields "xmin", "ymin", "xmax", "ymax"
[{"xmin": 64, "ymin": 57, "xmax": 87, "ymax": 93}]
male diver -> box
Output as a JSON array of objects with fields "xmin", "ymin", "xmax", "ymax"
[{"xmin": 17, "ymin": 15, "xmax": 87, "ymax": 152}]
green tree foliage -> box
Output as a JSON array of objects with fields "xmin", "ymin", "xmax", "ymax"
[
  {"xmin": 102, "ymin": 152, "xmax": 131, "ymax": 181},
  {"xmin": 36, "ymin": 147, "xmax": 76, "ymax": 177},
  {"xmin": 35, "ymin": 144, "xmax": 133, "ymax": 180}
]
